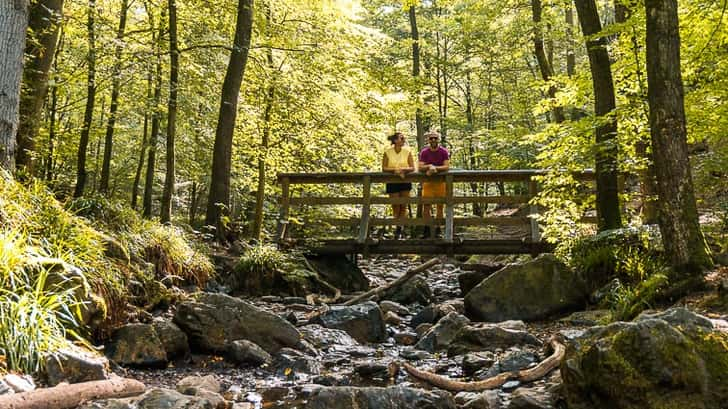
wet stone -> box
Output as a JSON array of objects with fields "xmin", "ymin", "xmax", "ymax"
[
  {"xmin": 379, "ymin": 300, "xmax": 410, "ymax": 316},
  {"xmin": 400, "ymin": 348, "xmax": 433, "ymax": 360},
  {"xmin": 462, "ymin": 351, "xmax": 496, "ymax": 377},
  {"xmin": 354, "ymin": 361, "xmax": 393, "ymax": 379},
  {"xmin": 228, "ymin": 339, "xmax": 272, "ymax": 366},
  {"xmin": 393, "ymin": 331, "xmax": 418, "ymax": 345}
]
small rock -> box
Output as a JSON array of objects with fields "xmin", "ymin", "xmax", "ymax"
[
  {"xmin": 415, "ymin": 312, "xmax": 470, "ymax": 352},
  {"xmin": 483, "ymin": 351, "xmax": 538, "ymax": 378},
  {"xmin": 105, "ymin": 323, "xmax": 167, "ymax": 367},
  {"xmin": 393, "ymin": 331, "xmax": 418, "ymax": 345},
  {"xmin": 379, "ymin": 301, "xmax": 410, "ymax": 316},
  {"xmin": 508, "ymin": 387, "xmax": 552, "ymax": 409},
  {"xmin": 384, "ymin": 311, "xmax": 403, "ymax": 325},
  {"xmin": 415, "ymin": 323, "xmax": 433, "ymax": 337},
  {"xmin": 463, "ymin": 390, "xmax": 502, "ymax": 409},
  {"xmin": 228, "ymin": 339, "xmax": 272, "ymax": 366},
  {"xmin": 501, "ymin": 380, "xmax": 520, "ymax": 391},
  {"xmin": 283, "ymin": 297, "xmax": 307, "ymax": 305},
  {"xmin": 3, "ymin": 374, "xmax": 35, "ymax": 393},
  {"xmin": 400, "ymin": 348, "xmax": 433, "ymax": 360},
  {"xmin": 176, "ymin": 375, "xmax": 221, "ymax": 395},
  {"xmin": 152, "ymin": 318, "xmax": 189, "ymax": 360},
  {"xmin": 45, "ymin": 347, "xmax": 109, "ymax": 386},
  {"xmin": 0, "ymin": 380, "xmax": 13, "ymax": 395},
  {"xmin": 462, "ymin": 352, "xmax": 495, "ymax": 377},
  {"xmin": 310, "ymin": 301, "xmax": 386, "ymax": 343},
  {"xmin": 273, "ymin": 347, "xmax": 321, "ymax": 375},
  {"xmin": 355, "ymin": 361, "xmax": 394, "ymax": 379},
  {"xmin": 260, "ymin": 296, "xmax": 282, "ymax": 303}
]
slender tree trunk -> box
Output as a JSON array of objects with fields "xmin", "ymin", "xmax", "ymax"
[
  {"xmin": 73, "ymin": 0, "xmax": 96, "ymax": 197},
  {"xmin": 45, "ymin": 28, "xmax": 63, "ymax": 181},
  {"xmin": 99, "ymin": 0, "xmax": 128, "ymax": 194},
  {"xmin": 408, "ymin": 5, "xmax": 424, "ymax": 150},
  {"xmin": 531, "ymin": 0, "xmax": 564, "ymax": 123},
  {"xmin": 574, "ymin": 0, "xmax": 622, "ymax": 230},
  {"xmin": 189, "ymin": 181, "xmax": 197, "ymax": 225},
  {"xmin": 645, "ymin": 0, "xmax": 712, "ymax": 272},
  {"xmin": 143, "ymin": 7, "xmax": 163, "ymax": 218},
  {"xmin": 16, "ymin": 0, "xmax": 63, "ymax": 175},
  {"xmin": 160, "ymin": 0, "xmax": 178, "ymax": 223},
  {"xmin": 132, "ymin": 71, "xmax": 151, "ymax": 209},
  {"xmin": 253, "ymin": 4, "xmax": 274, "ymax": 240},
  {"xmin": 205, "ymin": 0, "xmax": 254, "ymax": 236},
  {"xmin": 565, "ymin": 5, "xmax": 576, "ymax": 77}
]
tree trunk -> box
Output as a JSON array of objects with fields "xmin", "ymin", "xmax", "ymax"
[
  {"xmin": 531, "ymin": 0, "xmax": 564, "ymax": 123},
  {"xmin": 574, "ymin": 0, "xmax": 621, "ymax": 230},
  {"xmin": 143, "ymin": 7, "xmax": 163, "ymax": 218},
  {"xmin": 205, "ymin": 0, "xmax": 254, "ymax": 236},
  {"xmin": 73, "ymin": 0, "xmax": 96, "ymax": 197},
  {"xmin": 160, "ymin": 0, "xmax": 178, "ymax": 223},
  {"xmin": 131, "ymin": 71, "xmax": 151, "ymax": 210},
  {"xmin": 45, "ymin": 28, "xmax": 64, "ymax": 182},
  {"xmin": 408, "ymin": 5, "xmax": 424, "ymax": 150},
  {"xmin": 565, "ymin": 5, "xmax": 575, "ymax": 77},
  {"xmin": 253, "ymin": 3, "xmax": 273, "ymax": 240},
  {"xmin": 99, "ymin": 0, "xmax": 128, "ymax": 194},
  {"xmin": 645, "ymin": 0, "xmax": 712, "ymax": 272},
  {"xmin": 0, "ymin": 0, "xmax": 29, "ymax": 171},
  {"xmin": 16, "ymin": 0, "xmax": 63, "ymax": 175}
]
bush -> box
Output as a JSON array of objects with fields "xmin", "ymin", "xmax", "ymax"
[{"xmin": 232, "ymin": 244, "xmax": 284, "ymax": 294}]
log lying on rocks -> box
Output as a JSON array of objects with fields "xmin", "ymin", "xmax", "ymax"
[
  {"xmin": 401, "ymin": 336, "xmax": 565, "ymax": 391},
  {"xmin": 343, "ymin": 258, "xmax": 440, "ymax": 306},
  {"xmin": 0, "ymin": 377, "xmax": 145, "ymax": 409}
]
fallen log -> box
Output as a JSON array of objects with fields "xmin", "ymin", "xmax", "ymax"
[
  {"xmin": 401, "ymin": 336, "xmax": 565, "ymax": 391},
  {"xmin": 0, "ymin": 377, "xmax": 146, "ymax": 409},
  {"xmin": 343, "ymin": 258, "xmax": 440, "ymax": 306}
]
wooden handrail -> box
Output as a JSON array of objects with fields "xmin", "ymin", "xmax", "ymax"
[{"xmin": 277, "ymin": 169, "xmax": 595, "ymax": 184}]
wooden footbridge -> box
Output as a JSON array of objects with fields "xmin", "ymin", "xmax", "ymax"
[{"xmin": 276, "ymin": 170, "xmax": 596, "ymax": 256}]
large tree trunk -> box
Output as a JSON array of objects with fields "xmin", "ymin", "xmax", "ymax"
[
  {"xmin": 142, "ymin": 7, "xmax": 163, "ymax": 218},
  {"xmin": 645, "ymin": 0, "xmax": 712, "ymax": 272},
  {"xmin": 574, "ymin": 0, "xmax": 621, "ymax": 230},
  {"xmin": 531, "ymin": 0, "xmax": 564, "ymax": 123},
  {"xmin": 408, "ymin": 5, "xmax": 424, "ymax": 150},
  {"xmin": 73, "ymin": 0, "xmax": 96, "ymax": 197},
  {"xmin": 160, "ymin": 0, "xmax": 178, "ymax": 223},
  {"xmin": 16, "ymin": 0, "xmax": 63, "ymax": 175},
  {"xmin": 99, "ymin": 0, "xmax": 128, "ymax": 194},
  {"xmin": 0, "ymin": 0, "xmax": 29, "ymax": 171},
  {"xmin": 205, "ymin": 0, "xmax": 254, "ymax": 236}
]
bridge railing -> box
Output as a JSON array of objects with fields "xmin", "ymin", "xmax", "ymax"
[{"xmin": 276, "ymin": 170, "xmax": 596, "ymax": 251}]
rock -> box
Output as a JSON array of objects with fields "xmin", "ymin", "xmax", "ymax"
[
  {"xmin": 482, "ymin": 351, "xmax": 538, "ymax": 378},
  {"xmin": 354, "ymin": 361, "xmax": 394, "ymax": 379},
  {"xmin": 415, "ymin": 312, "xmax": 470, "ymax": 352},
  {"xmin": 304, "ymin": 386, "xmax": 456, "ymax": 409},
  {"xmin": 3, "ymin": 374, "xmax": 35, "ymax": 393},
  {"xmin": 105, "ymin": 323, "xmax": 167, "ymax": 367},
  {"xmin": 411, "ymin": 305, "xmax": 438, "ymax": 327},
  {"xmin": 463, "ymin": 390, "xmax": 501, "ymax": 409},
  {"xmin": 228, "ymin": 340, "xmax": 272, "ymax": 366},
  {"xmin": 152, "ymin": 318, "xmax": 189, "ymax": 360},
  {"xmin": 447, "ymin": 323, "xmax": 541, "ymax": 356},
  {"xmin": 393, "ymin": 331, "xmax": 418, "ymax": 345},
  {"xmin": 384, "ymin": 311, "xmax": 403, "ymax": 325},
  {"xmin": 310, "ymin": 301, "xmax": 386, "ymax": 343},
  {"xmin": 283, "ymin": 296, "xmax": 307, "ymax": 305},
  {"xmin": 561, "ymin": 315, "xmax": 728, "ymax": 409},
  {"xmin": 174, "ymin": 293, "xmax": 301, "ymax": 353},
  {"xmin": 465, "ymin": 254, "xmax": 588, "ymax": 322},
  {"xmin": 176, "ymin": 375, "xmax": 221, "ymax": 394},
  {"xmin": 508, "ymin": 387, "xmax": 553, "ymax": 409},
  {"xmin": 400, "ymin": 348, "xmax": 433, "ymax": 360},
  {"xmin": 458, "ymin": 270, "xmax": 493, "ymax": 296},
  {"xmin": 462, "ymin": 352, "xmax": 496, "ymax": 377},
  {"xmin": 635, "ymin": 306, "xmax": 714, "ymax": 329},
  {"xmin": 273, "ymin": 347, "xmax": 321, "ymax": 375},
  {"xmin": 0, "ymin": 379, "xmax": 13, "ymax": 395},
  {"xmin": 559, "ymin": 310, "xmax": 612, "ymax": 326},
  {"xmin": 128, "ymin": 387, "xmax": 223, "ymax": 409},
  {"xmin": 44, "ymin": 347, "xmax": 109, "ymax": 386},
  {"xmin": 501, "ymin": 380, "xmax": 520, "ymax": 391},
  {"xmin": 379, "ymin": 300, "xmax": 410, "ymax": 316},
  {"xmin": 385, "ymin": 276, "xmax": 432, "ymax": 305},
  {"xmin": 415, "ymin": 323, "xmax": 433, "ymax": 337},
  {"xmin": 299, "ymin": 324, "xmax": 359, "ymax": 350},
  {"xmin": 305, "ymin": 254, "xmax": 370, "ymax": 293}
]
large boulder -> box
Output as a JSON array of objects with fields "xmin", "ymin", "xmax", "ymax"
[
  {"xmin": 304, "ymin": 386, "xmax": 456, "ymax": 409},
  {"xmin": 105, "ymin": 323, "xmax": 167, "ymax": 367},
  {"xmin": 44, "ymin": 347, "xmax": 109, "ymax": 385},
  {"xmin": 561, "ymin": 308, "xmax": 728, "ymax": 409},
  {"xmin": 310, "ymin": 302, "xmax": 386, "ymax": 343},
  {"xmin": 465, "ymin": 254, "xmax": 588, "ymax": 322},
  {"xmin": 305, "ymin": 254, "xmax": 369, "ymax": 293},
  {"xmin": 152, "ymin": 318, "xmax": 189, "ymax": 360},
  {"xmin": 174, "ymin": 293, "xmax": 300, "ymax": 353}
]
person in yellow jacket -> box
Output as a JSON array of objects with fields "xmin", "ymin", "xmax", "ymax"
[{"xmin": 382, "ymin": 132, "xmax": 415, "ymax": 239}]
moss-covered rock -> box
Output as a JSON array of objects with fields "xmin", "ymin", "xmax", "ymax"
[
  {"xmin": 561, "ymin": 308, "xmax": 728, "ymax": 409},
  {"xmin": 464, "ymin": 254, "xmax": 588, "ymax": 322}
]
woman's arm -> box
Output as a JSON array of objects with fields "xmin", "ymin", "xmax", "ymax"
[{"xmin": 382, "ymin": 152, "xmax": 397, "ymax": 172}]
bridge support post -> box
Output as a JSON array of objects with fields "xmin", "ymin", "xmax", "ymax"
[
  {"xmin": 529, "ymin": 178, "xmax": 541, "ymax": 245},
  {"xmin": 358, "ymin": 176, "xmax": 371, "ymax": 257},
  {"xmin": 277, "ymin": 176, "xmax": 290, "ymax": 243}
]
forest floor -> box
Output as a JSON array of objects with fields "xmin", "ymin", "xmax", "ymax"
[{"xmin": 118, "ymin": 255, "xmax": 728, "ymax": 408}]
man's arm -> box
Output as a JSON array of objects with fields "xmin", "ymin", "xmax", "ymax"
[{"xmin": 435, "ymin": 159, "xmax": 450, "ymax": 172}]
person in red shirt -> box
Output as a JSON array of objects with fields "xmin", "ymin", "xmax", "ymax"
[{"xmin": 418, "ymin": 131, "xmax": 450, "ymax": 238}]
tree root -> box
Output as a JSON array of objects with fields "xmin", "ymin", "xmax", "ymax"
[{"xmin": 401, "ymin": 336, "xmax": 565, "ymax": 392}]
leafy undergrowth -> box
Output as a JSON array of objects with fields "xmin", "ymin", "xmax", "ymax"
[{"xmin": 0, "ymin": 172, "xmax": 213, "ymax": 375}]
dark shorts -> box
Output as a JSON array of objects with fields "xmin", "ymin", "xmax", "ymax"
[{"xmin": 386, "ymin": 183, "xmax": 412, "ymax": 194}]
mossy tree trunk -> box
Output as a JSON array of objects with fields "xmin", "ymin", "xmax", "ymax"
[
  {"xmin": 143, "ymin": 6, "xmax": 164, "ymax": 218},
  {"xmin": 160, "ymin": 0, "xmax": 178, "ymax": 223},
  {"xmin": 0, "ymin": 0, "xmax": 28, "ymax": 171},
  {"xmin": 645, "ymin": 0, "xmax": 713, "ymax": 273},
  {"xmin": 73, "ymin": 0, "xmax": 96, "ymax": 197}
]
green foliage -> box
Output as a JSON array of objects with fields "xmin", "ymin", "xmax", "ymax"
[
  {"xmin": 0, "ymin": 233, "xmax": 86, "ymax": 374},
  {"xmin": 234, "ymin": 244, "xmax": 284, "ymax": 277}
]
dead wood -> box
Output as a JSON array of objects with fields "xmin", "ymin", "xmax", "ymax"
[
  {"xmin": 343, "ymin": 258, "xmax": 440, "ymax": 306},
  {"xmin": 0, "ymin": 377, "xmax": 146, "ymax": 409},
  {"xmin": 401, "ymin": 336, "xmax": 565, "ymax": 391}
]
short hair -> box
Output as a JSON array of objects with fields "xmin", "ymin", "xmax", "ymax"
[
  {"xmin": 388, "ymin": 132, "xmax": 404, "ymax": 144},
  {"xmin": 424, "ymin": 131, "xmax": 440, "ymax": 139}
]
